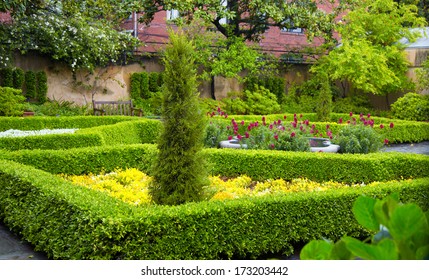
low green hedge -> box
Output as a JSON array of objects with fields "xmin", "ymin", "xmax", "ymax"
[
  {"xmin": 79, "ymin": 119, "xmax": 162, "ymax": 145},
  {"xmin": 0, "ymin": 159, "xmax": 428, "ymax": 259},
  {"xmin": 0, "ymin": 133, "xmax": 104, "ymax": 150},
  {"xmin": 1, "ymin": 144, "xmax": 428, "ymax": 183},
  {"xmin": 0, "ymin": 116, "xmax": 141, "ymax": 131},
  {"xmin": 0, "ymin": 119, "xmax": 162, "ymax": 151}
]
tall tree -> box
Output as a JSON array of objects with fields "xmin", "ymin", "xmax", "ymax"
[
  {"xmin": 311, "ymin": 0, "xmax": 426, "ymax": 95},
  {"xmin": 149, "ymin": 30, "xmax": 208, "ymax": 205}
]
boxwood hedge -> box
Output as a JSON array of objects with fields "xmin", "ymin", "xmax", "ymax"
[
  {"xmin": 1, "ymin": 144, "xmax": 428, "ymax": 183},
  {"xmin": 0, "ymin": 119, "xmax": 162, "ymax": 150},
  {"xmin": 0, "ymin": 160, "xmax": 427, "ymax": 260}
]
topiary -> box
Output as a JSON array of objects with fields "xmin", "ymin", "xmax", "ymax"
[
  {"xmin": 0, "ymin": 67, "xmax": 13, "ymax": 88},
  {"xmin": 24, "ymin": 70, "xmax": 37, "ymax": 99},
  {"xmin": 391, "ymin": 92, "xmax": 429, "ymax": 121},
  {"xmin": 130, "ymin": 72, "xmax": 142, "ymax": 100},
  {"xmin": 149, "ymin": 30, "xmax": 208, "ymax": 206},
  {"xmin": 36, "ymin": 71, "xmax": 48, "ymax": 103},
  {"xmin": 12, "ymin": 68, "xmax": 25, "ymax": 90}
]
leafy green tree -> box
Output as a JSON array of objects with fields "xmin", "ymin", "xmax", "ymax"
[
  {"xmin": 0, "ymin": 0, "xmax": 140, "ymax": 71},
  {"xmin": 149, "ymin": 30, "xmax": 208, "ymax": 206},
  {"xmin": 395, "ymin": 0, "xmax": 429, "ymax": 23},
  {"xmin": 137, "ymin": 0, "xmax": 355, "ymax": 43},
  {"xmin": 312, "ymin": 0, "xmax": 426, "ymax": 95}
]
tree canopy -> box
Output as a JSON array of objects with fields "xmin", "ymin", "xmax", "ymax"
[
  {"xmin": 311, "ymin": 0, "xmax": 426, "ymax": 95},
  {"xmin": 136, "ymin": 0, "xmax": 356, "ymax": 43},
  {"xmin": 0, "ymin": 0, "xmax": 140, "ymax": 71}
]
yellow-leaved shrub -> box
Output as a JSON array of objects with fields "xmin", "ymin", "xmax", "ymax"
[{"xmin": 61, "ymin": 168, "xmax": 386, "ymax": 205}]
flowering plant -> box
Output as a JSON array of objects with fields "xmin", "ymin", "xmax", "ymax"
[{"xmin": 333, "ymin": 112, "xmax": 393, "ymax": 154}]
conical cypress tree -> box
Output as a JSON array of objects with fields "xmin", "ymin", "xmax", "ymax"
[{"xmin": 149, "ymin": 31, "xmax": 208, "ymax": 206}]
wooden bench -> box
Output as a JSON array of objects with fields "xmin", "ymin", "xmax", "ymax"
[{"xmin": 92, "ymin": 100, "xmax": 143, "ymax": 117}]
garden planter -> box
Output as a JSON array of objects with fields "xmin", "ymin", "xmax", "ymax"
[{"xmin": 219, "ymin": 137, "xmax": 340, "ymax": 153}]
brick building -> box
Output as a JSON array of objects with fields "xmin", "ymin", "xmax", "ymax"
[{"xmin": 121, "ymin": 10, "xmax": 326, "ymax": 61}]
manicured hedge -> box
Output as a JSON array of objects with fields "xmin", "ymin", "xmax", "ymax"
[
  {"xmin": 0, "ymin": 119, "xmax": 162, "ymax": 151},
  {"xmin": 1, "ymin": 144, "xmax": 428, "ymax": 183},
  {"xmin": 0, "ymin": 116, "xmax": 142, "ymax": 132},
  {"xmin": 0, "ymin": 133, "xmax": 104, "ymax": 150},
  {"xmin": 81, "ymin": 119, "xmax": 162, "ymax": 145},
  {"xmin": 0, "ymin": 159, "xmax": 427, "ymax": 259}
]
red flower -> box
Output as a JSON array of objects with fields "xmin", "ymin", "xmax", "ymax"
[
  {"xmin": 237, "ymin": 134, "xmax": 242, "ymax": 140},
  {"xmin": 291, "ymin": 132, "xmax": 296, "ymax": 137},
  {"xmin": 292, "ymin": 122, "xmax": 297, "ymax": 128},
  {"xmin": 245, "ymin": 132, "xmax": 250, "ymax": 138},
  {"xmin": 228, "ymin": 135, "xmax": 233, "ymax": 140},
  {"xmin": 349, "ymin": 112, "xmax": 353, "ymax": 117},
  {"xmin": 269, "ymin": 124, "xmax": 273, "ymax": 130},
  {"xmin": 270, "ymin": 144, "xmax": 275, "ymax": 149},
  {"xmin": 367, "ymin": 113, "xmax": 371, "ymax": 118},
  {"xmin": 274, "ymin": 134, "xmax": 279, "ymax": 140},
  {"xmin": 326, "ymin": 124, "xmax": 330, "ymax": 129},
  {"xmin": 338, "ymin": 118, "xmax": 343, "ymax": 124},
  {"xmin": 299, "ymin": 114, "xmax": 303, "ymax": 118},
  {"xmin": 384, "ymin": 139, "xmax": 389, "ymax": 145},
  {"xmin": 300, "ymin": 125, "xmax": 304, "ymax": 131},
  {"xmin": 217, "ymin": 107, "xmax": 221, "ymax": 113},
  {"xmin": 278, "ymin": 119, "xmax": 282, "ymax": 125},
  {"xmin": 241, "ymin": 120, "xmax": 245, "ymax": 126},
  {"xmin": 390, "ymin": 122, "xmax": 394, "ymax": 129},
  {"xmin": 380, "ymin": 124, "xmax": 384, "ymax": 129},
  {"xmin": 284, "ymin": 115, "xmax": 287, "ymax": 119},
  {"xmin": 262, "ymin": 116, "xmax": 266, "ymax": 122}
]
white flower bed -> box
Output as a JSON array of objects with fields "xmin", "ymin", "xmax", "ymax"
[{"xmin": 0, "ymin": 129, "xmax": 78, "ymax": 138}]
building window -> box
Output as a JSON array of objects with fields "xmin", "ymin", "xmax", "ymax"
[
  {"xmin": 166, "ymin": 9, "xmax": 180, "ymax": 21},
  {"xmin": 281, "ymin": 19, "xmax": 303, "ymax": 34}
]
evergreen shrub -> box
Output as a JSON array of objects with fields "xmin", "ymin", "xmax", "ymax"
[
  {"xmin": 25, "ymin": 70, "xmax": 37, "ymax": 99},
  {"xmin": 0, "ymin": 86, "xmax": 26, "ymax": 116},
  {"xmin": 391, "ymin": 92, "xmax": 429, "ymax": 121}
]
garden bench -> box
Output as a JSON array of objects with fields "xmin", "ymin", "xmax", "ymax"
[{"xmin": 92, "ymin": 100, "xmax": 143, "ymax": 117}]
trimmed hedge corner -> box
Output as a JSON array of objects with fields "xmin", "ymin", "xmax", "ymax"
[{"xmin": 0, "ymin": 160, "xmax": 427, "ymax": 259}]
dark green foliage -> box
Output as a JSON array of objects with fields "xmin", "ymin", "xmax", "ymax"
[
  {"xmin": 0, "ymin": 86, "xmax": 26, "ymax": 116},
  {"xmin": 316, "ymin": 76, "xmax": 332, "ymax": 122},
  {"xmin": 36, "ymin": 71, "xmax": 48, "ymax": 103},
  {"xmin": 0, "ymin": 67, "xmax": 13, "ymax": 87},
  {"xmin": 246, "ymin": 75, "xmax": 285, "ymax": 103},
  {"xmin": 301, "ymin": 194, "xmax": 429, "ymax": 260},
  {"xmin": 149, "ymin": 31, "xmax": 208, "ymax": 205},
  {"xmin": 140, "ymin": 72, "xmax": 150, "ymax": 99},
  {"xmin": 24, "ymin": 70, "xmax": 37, "ymax": 99},
  {"xmin": 12, "ymin": 68, "xmax": 25, "ymax": 90},
  {"xmin": 391, "ymin": 92, "xmax": 429, "ymax": 121},
  {"xmin": 0, "ymin": 159, "xmax": 427, "ymax": 259},
  {"xmin": 130, "ymin": 73, "xmax": 142, "ymax": 100},
  {"xmin": 148, "ymin": 72, "xmax": 161, "ymax": 93},
  {"xmin": 334, "ymin": 125, "xmax": 383, "ymax": 154}
]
